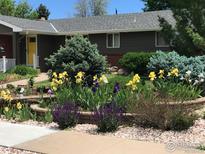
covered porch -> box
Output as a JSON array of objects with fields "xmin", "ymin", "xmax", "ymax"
[{"xmin": 0, "ymin": 23, "xmax": 39, "ymax": 72}]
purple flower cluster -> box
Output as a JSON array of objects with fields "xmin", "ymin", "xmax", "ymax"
[
  {"xmin": 92, "ymin": 79, "xmax": 100, "ymax": 93},
  {"xmin": 52, "ymin": 102, "xmax": 80, "ymax": 129},
  {"xmin": 94, "ymin": 102, "xmax": 123, "ymax": 132},
  {"xmin": 113, "ymin": 82, "xmax": 120, "ymax": 94}
]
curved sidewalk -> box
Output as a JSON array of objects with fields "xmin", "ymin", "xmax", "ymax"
[
  {"xmin": 15, "ymin": 131, "xmax": 201, "ymax": 154},
  {"xmin": 0, "ymin": 73, "xmax": 48, "ymax": 89}
]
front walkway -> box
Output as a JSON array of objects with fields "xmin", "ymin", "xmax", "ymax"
[
  {"xmin": 0, "ymin": 121, "xmax": 57, "ymax": 147},
  {"xmin": 15, "ymin": 131, "xmax": 201, "ymax": 154},
  {"xmin": 0, "ymin": 73, "xmax": 48, "ymax": 89}
]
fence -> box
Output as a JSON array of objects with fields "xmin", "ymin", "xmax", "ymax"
[
  {"xmin": 0, "ymin": 56, "xmax": 16, "ymax": 73},
  {"xmin": 33, "ymin": 54, "xmax": 39, "ymax": 69}
]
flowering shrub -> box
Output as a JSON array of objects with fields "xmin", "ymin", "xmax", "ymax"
[
  {"xmin": 147, "ymin": 51, "xmax": 205, "ymax": 83},
  {"xmin": 94, "ymin": 102, "xmax": 123, "ymax": 132},
  {"xmin": 52, "ymin": 102, "xmax": 80, "ymax": 129}
]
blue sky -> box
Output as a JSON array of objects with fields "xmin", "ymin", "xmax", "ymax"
[{"xmin": 15, "ymin": 0, "xmax": 145, "ymax": 19}]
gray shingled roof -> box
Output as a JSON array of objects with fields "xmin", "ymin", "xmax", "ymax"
[
  {"xmin": 0, "ymin": 10, "xmax": 175, "ymax": 34},
  {"xmin": 50, "ymin": 10, "xmax": 175, "ymax": 34},
  {"xmin": 0, "ymin": 15, "xmax": 56, "ymax": 33}
]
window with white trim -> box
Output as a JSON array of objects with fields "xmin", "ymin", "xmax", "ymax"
[
  {"xmin": 155, "ymin": 32, "xmax": 169, "ymax": 47},
  {"xmin": 107, "ymin": 33, "xmax": 120, "ymax": 48}
]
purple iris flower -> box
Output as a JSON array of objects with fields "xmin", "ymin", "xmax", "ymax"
[{"xmin": 113, "ymin": 82, "xmax": 120, "ymax": 94}]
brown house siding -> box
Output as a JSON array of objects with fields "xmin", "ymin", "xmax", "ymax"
[
  {"xmin": 37, "ymin": 35, "xmax": 65, "ymax": 71},
  {"xmin": 88, "ymin": 31, "xmax": 170, "ymax": 65},
  {"xmin": 0, "ymin": 35, "xmax": 13, "ymax": 58}
]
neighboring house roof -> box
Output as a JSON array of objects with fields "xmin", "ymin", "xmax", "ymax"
[{"xmin": 0, "ymin": 10, "xmax": 175, "ymax": 35}]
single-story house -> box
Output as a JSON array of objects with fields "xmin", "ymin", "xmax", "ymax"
[{"xmin": 0, "ymin": 10, "xmax": 175, "ymax": 71}]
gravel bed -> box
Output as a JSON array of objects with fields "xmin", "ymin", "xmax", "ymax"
[
  {"xmin": 71, "ymin": 119, "xmax": 205, "ymax": 149},
  {"xmin": 0, "ymin": 118, "xmax": 205, "ymax": 151},
  {"xmin": 0, "ymin": 146, "xmax": 40, "ymax": 154}
]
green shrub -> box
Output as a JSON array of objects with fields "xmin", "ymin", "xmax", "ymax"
[
  {"xmin": 169, "ymin": 111, "xmax": 196, "ymax": 131},
  {"xmin": 119, "ymin": 52, "xmax": 155, "ymax": 75},
  {"xmin": 7, "ymin": 65, "xmax": 38, "ymax": 76},
  {"xmin": 147, "ymin": 51, "xmax": 205, "ymax": 81},
  {"xmin": 45, "ymin": 35, "xmax": 107, "ymax": 85},
  {"xmin": 127, "ymin": 82, "xmax": 197, "ymax": 131}
]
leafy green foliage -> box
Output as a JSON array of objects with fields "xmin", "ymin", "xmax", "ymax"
[
  {"xmin": 127, "ymin": 82, "xmax": 197, "ymax": 131},
  {"xmin": 158, "ymin": 0, "xmax": 205, "ymax": 55},
  {"xmin": 118, "ymin": 52, "xmax": 155, "ymax": 75},
  {"xmin": 0, "ymin": 0, "xmax": 15, "ymax": 16},
  {"xmin": 142, "ymin": 0, "xmax": 170, "ymax": 11},
  {"xmin": 14, "ymin": 0, "xmax": 38, "ymax": 19},
  {"xmin": 170, "ymin": 111, "xmax": 196, "ymax": 131},
  {"xmin": 45, "ymin": 35, "xmax": 107, "ymax": 85},
  {"xmin": 147, "ymin": 51, "xmax": 205, "ymax": 81},
  {"xmin": 7, "ymin": 65, "xmax": 38, "ymax": 76},
  {"xmin": 36, "ymin": 3, "xmax": 50, "ymax": 20}
]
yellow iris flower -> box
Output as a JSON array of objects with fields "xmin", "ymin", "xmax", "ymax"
[
  {"xmin": 17, "ymin": 102, "xmax": 22, "ymax": 110},
  {"xmin": 149, "ymin": 72, "xmax": 156, "ymax": 81}
]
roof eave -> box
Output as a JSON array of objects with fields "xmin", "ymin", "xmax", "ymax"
[{"xmin": 0, "ymin": 20, "xmax": 22, "ymax": 32}]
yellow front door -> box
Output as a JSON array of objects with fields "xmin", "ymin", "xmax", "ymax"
[{"xmin": 27, "ymin": 37, "xmax": 37, "ymax": 65}]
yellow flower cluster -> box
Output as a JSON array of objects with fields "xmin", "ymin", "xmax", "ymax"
[
  {"xmin": 16, "ymin": 102, "xmax": 22, "ymax": 110},
  {"xmin": 75, "ymin": 71, "xmax": 85, "ymax": 84},
  {"xmin": 158, "ymin": 70, "xmax": 165, "ymax": 79},
  {"xmin": 149, "ymin": 72, "xmax": 156, "ymax": 81},
  {"xmin": 93, "ymin": 74, "xmax": 108, "ymax": 84},
  {"xmin": 168, "ymin": 68, "xmax": 179, "ymax": 77},
  {"xmin": 4, "ymin": 102, "xmax": 23, "ymax": 113},
  {"xmin": 51, "ymin": 71, "xmax": 68, "ymax": 91},
  {"xmin": 126, "ymin": 74, "xmax": 140, "ymax": 90},
  {"xmin": 0, "ymin": 90, "xmax": 13, "ymax": 102}
]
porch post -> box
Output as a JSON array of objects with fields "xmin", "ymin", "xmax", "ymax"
[
  {"xmin": 12, "ymin": 33, "xmax": 19, "ymax": 65},
  {"xmin": 2, "ymin": 56, "xmax": 6, "ymax": 73}
]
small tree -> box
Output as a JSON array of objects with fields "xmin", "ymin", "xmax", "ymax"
[
  {"xmin": 45, "ymin": 35, "xmax": 107, "ymax": 85},
  {"xmin": 36, "ymin": 3, "xmax": 50, "ymax": 20}
]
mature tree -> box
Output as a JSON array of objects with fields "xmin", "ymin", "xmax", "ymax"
[
  {"xmin": 159, "ymin": 0, "xmax": 205, "ymax": 55},
  {"xmin": 14, "ymin": 0, "xmax": 38, "ymax": 19},
  {"xmin": 36, "ymin": 3, "xmax": 50, "ymax": 20},
  {"xmin": 75, "ymin": 0, "xmax": 89, "ymax": 17},
  {"xmin": 75, "ymin": 0, "xmax": 107, "ymax": 17},
  {"xmin": 142, "ymin": 0, "xmax": 170, "ymax": 11},
  {"xmin": 89, "ymin": 0, "xmax": 107, "ymax": 16},
  {"xmin": 0, "ymin": 0, "xmax": 15, "ymax": 16}
]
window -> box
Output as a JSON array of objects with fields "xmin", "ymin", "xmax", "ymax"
[
  {"xmin": 29, "ymin": 37, "xmax": 36, "ymax": 43},
  {"xmin": 155, "ymin": 32, "xmax": 169, "ymax": 47},
  {"xmin": 107, "ymin": 33, "xmax": 120, "ymax": 48}
]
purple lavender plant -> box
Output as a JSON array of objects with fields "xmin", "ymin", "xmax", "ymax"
[
  {"xmin": 52, "ymin": 102, "xmax": 80, "ymax": 129},
  {"xmin": 94, "ymin": 102, "xmax": 123, "ymax": 132}
]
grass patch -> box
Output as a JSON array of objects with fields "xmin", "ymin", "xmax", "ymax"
[{"xmin": 34, "ymin": 80, "xmax": 50, "ymax": 87}]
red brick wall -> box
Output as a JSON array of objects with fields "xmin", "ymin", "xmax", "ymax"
[
  {"xmin": 0, "ymin": 35, "xmax": 13, "ymax": 58},
  {"xmin": 103, "ymin": 53, "xmax": 123, "ymax": 66}
]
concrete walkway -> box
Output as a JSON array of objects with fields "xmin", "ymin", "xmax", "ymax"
[
  {"xmin": 0, "ymin": 121, "xmax": 57, "ymax": 147},
  {"xmin": 0, "ymin": 73, "xmax": 48, "ymax": 89},
  {"xmin": 15, "ymin": 131, "xmax": 201, "ymax": 154}
]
